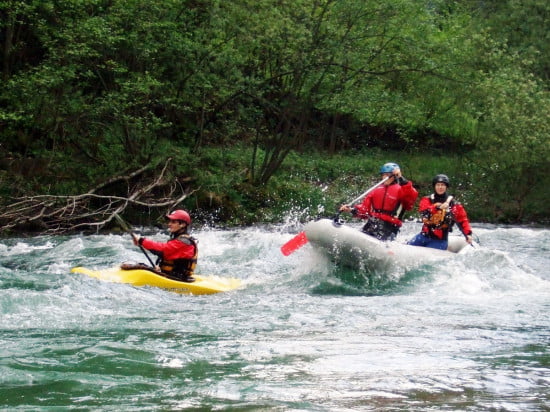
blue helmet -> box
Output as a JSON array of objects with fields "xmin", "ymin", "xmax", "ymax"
[{"xmin": 379, "ymin": 162, "xmax": 399, "ymax": 174}]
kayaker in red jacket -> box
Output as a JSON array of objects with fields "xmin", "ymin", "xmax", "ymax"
[
  {"xmin": 132, "ymin": 209, "xmax": 198, "ymax": 282},
  {"xmin": 407, "ymin": 174, "xmax": 473, "ymax": 250},
  {"xmin": 339, "ymin": 163, "xmax": 418, "ymax": 241}
]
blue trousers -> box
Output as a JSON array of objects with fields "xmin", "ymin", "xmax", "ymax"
[{"xmin": 407, "ymin": 233, "xmax": 448, "ymax": 250}]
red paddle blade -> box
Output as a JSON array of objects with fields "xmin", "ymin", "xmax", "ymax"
[{"xmin": 281, "ymin": 231, "xmax": 308, "ymax": 256}]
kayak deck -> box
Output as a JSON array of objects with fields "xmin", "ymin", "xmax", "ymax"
[{"xmin": 71, "ymin": 266, "xmax": 241, "ymax": 295}]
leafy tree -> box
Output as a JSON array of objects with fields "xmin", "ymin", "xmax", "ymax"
[
  {"xmin": 461, "ymin": 0, "xmax": 550, "ymax": 83},
  {"xmin": 0, "ymin": 0, "xmax": 548, "ymax": 225}
]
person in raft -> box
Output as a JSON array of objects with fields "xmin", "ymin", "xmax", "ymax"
[
  {"xmin": 132, "ymin": 210, "xmax": 198, "ymax": 283},
  {"xmin": 339, "ymin": 162, "xmax": 418, "ymax": 241},
  {"xmin": 407, "ymin": 174, "xmax": 473, "ymax": 250}
]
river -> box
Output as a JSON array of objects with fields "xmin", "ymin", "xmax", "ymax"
[{"xmin": 1, "ymin": 221, "xmax": 549, "ymax": 411}]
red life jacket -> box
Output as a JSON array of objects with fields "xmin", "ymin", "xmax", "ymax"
[
  {"xmin": 159, "ymin": 235, "xmax": 198, "ymax": 278},
  {"xmin": 354, "ymin": 181, "xmax": 418, "ymax": 227},
  {"xmin": 419, "ymin": 194, "xmax": 472, "ymax": 240},
  {"xmin": 141, "ymin": 233, "xmax": 198, "ymax": 278}
]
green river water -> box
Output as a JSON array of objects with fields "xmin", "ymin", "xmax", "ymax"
[{"xmin": 1, "ymin": 222, "xmax": 549, "ymax": 411}]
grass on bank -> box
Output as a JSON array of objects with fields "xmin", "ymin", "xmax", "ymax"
[
  {"xmin": 1, "ymin": 144, "xmax": 547, "ymax": 231},
  {"xmin": 174, "ymin": 145, "xmax": 486, "ymax": 226}
]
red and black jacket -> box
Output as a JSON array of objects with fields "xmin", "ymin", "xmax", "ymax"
[
  {"xmin": 140, "ymin": 232, "xmax": 198, "ymax": 278},
  {"xmin": 419, "ymin": 194, "xmax": 472, "ymax": 240},
  {"xmin": 353, "ymin": 179, "xmax": 418, "ymax": 227}
]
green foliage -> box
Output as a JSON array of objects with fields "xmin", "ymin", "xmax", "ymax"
[
  {"xmin": 0, "ymin": 0, "xmax": 549, "ymax": 225},
  {"xmin": 462, "ymin": 0, "xmax": 550, "ymax": 82}
]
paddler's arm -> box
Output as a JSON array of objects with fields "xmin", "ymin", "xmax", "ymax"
[
  {"xmin": 456, "ymin": 223, "xmax": 473, "ymax": 244},
  {"xmin": 131, "ymin": 234, "xmax": 162, "ymax": 270},
  {"xmin": 133, "ymin": 235, "xmax": 163, "ymax": 254},
  {"xmin": 339, "ymin": 203, "xmax": 370, "ymax": 219},
  {"xmin": 452, "ymin": 204, "xmax": 473, "ymax": 244},
  {"xmin": 132, "ymin": 235, "xmax": 162, "ymax": 258},
  {"xmin": 132, "ymin": 234, "xmax": 142, "ymax": 246}
]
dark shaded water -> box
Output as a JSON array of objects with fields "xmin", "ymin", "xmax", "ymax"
[{"xmin": 1, "ymin": 223, "xmax": 549, "ymax": 411}]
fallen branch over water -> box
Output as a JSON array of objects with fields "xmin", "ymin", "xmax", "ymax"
[{"xmin": 0, "ymin": 158, "xmax": 194, "ymax": 235}]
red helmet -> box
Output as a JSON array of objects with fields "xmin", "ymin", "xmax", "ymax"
[{"xmin": 166, "ymin": 209, "xmax": 191, "ymax": 224}]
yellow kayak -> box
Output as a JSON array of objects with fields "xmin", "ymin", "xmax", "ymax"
[{"xmin": 70, "ymin": 266, "xmax": 241, "ymax": 295}]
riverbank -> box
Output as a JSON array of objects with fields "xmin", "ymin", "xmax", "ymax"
[
  {"xmin": 175, "ymin": 147, "xmax": 548, "ymax": 227},
  {"xmin": 0, "ymin": 146, "xmax": 548, "ymax": 236}
]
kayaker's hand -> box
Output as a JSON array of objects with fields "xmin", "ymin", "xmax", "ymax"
[
  {"xmin": 339, "ymin": 204, "xmax": 352, "ymax": 213},
  {"xmin": 392, "ymin": 167, "xmax": 402, "ymax": 179},
  {"xmin": 465, "ymin": 234, "xmax": 473, "ymax": 244},
  {"xmin": 132, "ymin": 234, "xmax": 141, "ymax": 246},
  {"xmin": 392, "ymin": 168, "xmax": 409, "ymax": 185}
]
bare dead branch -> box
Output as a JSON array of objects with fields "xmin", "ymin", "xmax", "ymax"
[{"xmin": 0, "ymin": 158, "xmax": 196, "ymax": 235}]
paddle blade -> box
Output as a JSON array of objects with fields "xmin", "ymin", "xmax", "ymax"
[{"xmin": 281, "ymin": 231, "xmax": 308, "ymax": 256}]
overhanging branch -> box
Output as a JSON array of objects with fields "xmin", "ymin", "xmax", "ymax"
[{"xmin": 0, "ymin": 158, "xmax": 195, "ymax": 235}]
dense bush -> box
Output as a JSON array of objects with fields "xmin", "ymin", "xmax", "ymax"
[{"xmin": 0, "ymin": 0, "xmax": 548, "ymax": 229}]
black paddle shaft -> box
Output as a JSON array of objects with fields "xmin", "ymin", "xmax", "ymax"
[{"xmin": 114, "ymin": 213, "xmax": 156, "ymax": 268}]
